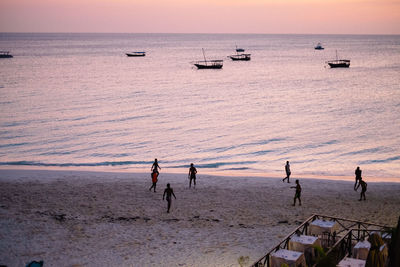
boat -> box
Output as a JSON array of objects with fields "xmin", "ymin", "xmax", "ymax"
[
  {"xmin": 228, "ymin": 46, "xmax": 251, "ymax": 61},
  {"xmin": 0, "ymin": 51, "xmax": 13, "ymax": 58},
  {"xmin": 126, "ymin": 52, "xmax": 146, "ymax": 57},
  {"xmin": 193, "ymin": 49, "xmax": 223, "ymax": 69},
  {"xmin": 326, "ymin": 50, "xmax": 350, "ymax": 68},
  {"xmin": 314, "ymin": 43, "xmax": 324, "ymax": 50},
  {"xmin": 228, "ymin": 53, "xmax": 251, "ymax": 61}
]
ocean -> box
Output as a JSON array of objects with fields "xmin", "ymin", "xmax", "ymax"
[{"xmin": 0, "ymin": 33, "xmax": 399, "ymax": 180}]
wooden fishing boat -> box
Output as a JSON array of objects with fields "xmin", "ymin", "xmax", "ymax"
[
  {"xmin": 193, "ymin": 49, "xmax": 223, "ymax": 69},
  {"xmin": 0, "ymin": 51, "xmax": 13, "ymax": 58},
  {"xmin": 193, "ymin": 60, "xmax": 223, "ymax": 69},
  {"xmin": 326, "ymin": 50, "xmax": 350, "ymax": 68},
  {"xmin": 126, "ymin": 52, "xmax": 146, "ymax": 57},
  {"xmin": 228, "ymin": 46, "xmax": 251, "ymax": 61},
  {"xmin": 228, "ymin": 54, "xmax": 251, "ymax": 61}
]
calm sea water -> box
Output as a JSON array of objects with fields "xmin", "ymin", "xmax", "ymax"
[{"xmin": 0, "ymin": 33, "xmax": 399, "ymax": 180}]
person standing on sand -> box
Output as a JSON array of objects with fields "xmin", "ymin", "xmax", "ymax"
[
  {"xmin": 151, "ymin": 158, "xmax": 161, "ymax": 174},
  {"xmin": 356, "ymin": 178, "xmax": 367, "ymax": 201},
  {"xmin": 283, "ymin": 161, "xmax": 291, "ymax": 183},
  {"xmin": 163, "ymin": 183, "xmax": 176, "ymax": 213},
  {"xmin": 188, "ymin": 163, "xmax": 197, "ymax": 188},
  {"xmin": 354, "ymin": 166, "xmax": 362, "ymax": 191},
  {"xmin": 149, "ymin": 169, "xmax": 159, "ymax": 192},
  {"xmin": 291, "ymin": 179, "xmax": 302, "ymax": 206}
]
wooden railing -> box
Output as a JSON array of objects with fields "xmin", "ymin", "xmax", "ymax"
[{"xmin": 250, "ymin": 214, "xmax": 391, "ymax": 267}]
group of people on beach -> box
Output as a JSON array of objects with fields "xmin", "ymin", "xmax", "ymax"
[
  {"xmin": 149, "ymin": 158, "xmax": 367, "ymax": 213},
  {"xmin": 148, "ymin": 158, "xmax": 197, "ymax": 213},
  {"xmin": 283, "ymin": 161, "xmax": 368, "ymax": 205},
  {"xmin": 354, "ymin": 166, "xmax": 368, "ymax": 201},
  {"xmin": 282, "ymin": 161, "xmax": 302, "ymax": 206}
]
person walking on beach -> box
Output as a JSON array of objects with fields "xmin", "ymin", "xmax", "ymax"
[
  {"xmin": 188, "ymin": 163, "xmax": 197, "ymax": 188},
  {"xmin": 151, "ymin": 158, "xmax": 161, "ymax": 174},
  {"xmin": 356, "ymin": 178, "xmax": 367, "ymax": 201},
  {"xmin": 163, "ymin": 183, "xmax": 176, "ymax": 213},
  {"xmin": 354, "ymin": 166, "xmax": 362, "ymax": 191},
  {"xmin": 149, "ymin": 169, "xmax": 159, "ymax": 192},
  {"xmin": 291, "ymin": 179, "xmax": 302, "ymax": 206},
  {"xmin": 283, "ymin": 161, "xmax": 291, "ymax": 183}
]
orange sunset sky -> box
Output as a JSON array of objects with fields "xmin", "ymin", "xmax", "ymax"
[{"xmin": 1, "ymin": 0, "xmax": 400, "ymax": 34}]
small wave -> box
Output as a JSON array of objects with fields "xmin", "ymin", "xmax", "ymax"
[
  {"xmin": 303, "ymin": 140, "xmax": 339, "ymax": 149},
  {"xmin": 170, "ymin": 161, "xmax": 257, "ymax": 169},
  {"xmin": 0, "ymin": 160, "xmax": 152, "ymax": 167},
  {"xmin": 340, "ymin": 147, "xmax": 384, "ymax": 156},
  {"xmin": 249, "ymin": 149, "xmax": 274, "ymax": 156},
  {"xmin": 360, "ymin": 155, "xmax": 400, "ymax": 164},
  {"xmin": 0, "ymin": 142, "xmax": 31, "ymax": 149},
  {"xmin": 90, "ymin": 153, "xmax": 131, "ymax": 157},
  {"xmin": 226, "ymin": 167, "xmax": 251, "ymax": 170},
  {"xmin": 103, "ymin": 115, "xmax": 149, "ymax": 124},
  {"xmin": 200, "ymin": 138, "xmax": 285, "ymax": 154}
]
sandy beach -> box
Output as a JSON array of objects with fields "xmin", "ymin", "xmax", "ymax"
[{"xmin": 0, "ymin": 169, "xmax": 399, "ymax": 267}]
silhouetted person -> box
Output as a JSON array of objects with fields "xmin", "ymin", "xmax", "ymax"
[
  {"xmin": 188, "ymin": 163, "xmax": 197, "ymax": 188},
  {"xmin": 149, "ymin": 169, "xmax": 158, "ymax": 192},
  {"xmin": 354, "ymin": 166, "xmax": 362, "ymax": 191},
  {"xmin": 291, "ymin": 179, "xmax": 302, "ymax": 206},
  {"xmin": 283, "ymin": 161, "xmax": 291, "ymax": 183},
  {"xmin": 163, "ymin": 183, "xmax": 176, "ymax": 213},
  {"xmin": 151, "ymin": 158, "xmax": 161, "ymax": 174},
  {"xmin": 356, "ymin": 178, "xmax": 367, "ymax": 201}
]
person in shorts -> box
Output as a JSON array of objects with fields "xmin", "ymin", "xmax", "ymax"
[
  {"xmin": 149, "ymin": 169, "xmax": 158, "ymax": 192},
  {"xmin": 163, "ymin": 183, "xmax": 176, "ymax": 213},
  {"xmin": 188, "ymin": 163, "xmax": 197, "ymax": 188},
  {"xmin": 291, "ymin": 179, "xmax": 302, "ymax": 206}
]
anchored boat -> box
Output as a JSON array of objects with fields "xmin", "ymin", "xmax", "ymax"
[
  {"xmin": 314, "ymin": 43, "xmax": 324, "ymax": 50},
  {"xmin": 228, "ymin": 46, "xmax": 251, "ymax": 61},
  {"xmin": 193, "ymin": 49, "xmax": 223, "ymax": 69},
  {"xmin": 0, "ymin": 51, "xmax": 13, "ymax": 58},
  {"xmin": 326, "ymin": 50, "xmax": 350, "ymax": 68},
  {"xmin": 126, "ymin": 52, "xmax": 146, "ymax": 57}
]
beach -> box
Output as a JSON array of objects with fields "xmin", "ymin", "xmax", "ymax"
[{"xmin": 0, "ymin": 169, "xmax": 399, "ymax": 267}]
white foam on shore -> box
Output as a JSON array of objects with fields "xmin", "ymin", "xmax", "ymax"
[{"xmin": 0, "ymin": 169, "xmax": 399, "ymax": 266}]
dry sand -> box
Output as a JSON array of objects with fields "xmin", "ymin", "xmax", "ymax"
[{"xmin": 0, "ymin": 169, "xmax": 399, "ymax": 267}]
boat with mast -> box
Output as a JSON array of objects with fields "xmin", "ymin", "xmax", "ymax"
[
  {"xmin": 193, "ymin": 49, "xmax": 223, "ymax": 69},
  {"xmin": 326, "ymin": 50, "xmax": 350, "ymax": 68},
  {"xmin": 228, "ymin": 46, "xmax": 251, "ymax": 61}
]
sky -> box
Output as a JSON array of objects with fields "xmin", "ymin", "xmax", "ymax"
[{"xmin": 1, "ymin": 0, "xmax": 400, "ymax": 34}]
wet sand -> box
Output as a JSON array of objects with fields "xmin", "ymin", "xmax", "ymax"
[{"xmin": 0, "ymin": 169, "xmax": 399, "ymax": 266}]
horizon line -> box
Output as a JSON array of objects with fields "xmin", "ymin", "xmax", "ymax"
[{"xmin": 1, "ymin": 31, "xmax": 400, "ymax": 36}]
